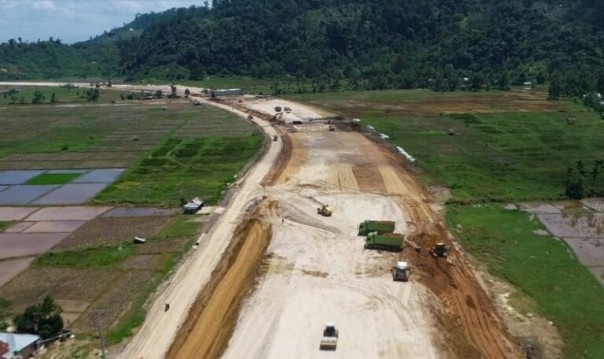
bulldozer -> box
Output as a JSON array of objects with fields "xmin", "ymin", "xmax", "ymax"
[
  {"xmin": 430, "ymin": 242, "xmax": 450, "ymax": 257},
  {"xmin": 317, "ymin": 204, "xmax": 332, "ymax": 217},
  {"xmin": 319, "ymin": 323, "xmax": 338, "ymax": 350}
]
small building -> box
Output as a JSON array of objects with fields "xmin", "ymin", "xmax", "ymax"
[
  {"xmin": 0, "ymin": 333, "xmax": 41, "ymax": 359},
  {"xmin": 210, "ymin": 88, "xmax": 244, "ymax": 97}
]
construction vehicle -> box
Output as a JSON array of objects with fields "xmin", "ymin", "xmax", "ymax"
[
  {"xmin": 391, "ymin": 261, "xmax": 410, "ymax": 281},
  {"xmin": 272, "ymin": 135, "xmax": 278, "ymax": 141},
  {"xmin": 365, "ymin": 232, "xmax": 405, "ymax": 251},
  {"xmin": 328, "ymin": 125, "xmax": 335, "ymax": 131},
  {"xmin": 319, "ymin": 323, "xmax": 338, "ymax": 350},
  {"xmin": 317, "ymin": 204, "xmax": 332, "ymax": 217},
  {"xmin": 430, "ymin": 242, "xmax": 450, "ymax": 257},
  {"xmin": 358, "ymin": 220, "xmax": 395, "ymax": 236}
]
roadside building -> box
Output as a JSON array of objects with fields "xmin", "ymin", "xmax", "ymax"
[
  {"xmin": 0, "ymin": 333, "xmax": 41, "ymax": 359},
  {"xmin": 210, "ymin": 88, "xmax": 244, "ymax": 97}
]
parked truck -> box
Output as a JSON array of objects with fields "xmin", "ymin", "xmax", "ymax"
[
  {"xmin": 365, "ymin": 232, "xmax": 405, "ymax": 251},
  {"xmin": 357, "ymin": 220, "xmax": 396, "ymax": 236}
]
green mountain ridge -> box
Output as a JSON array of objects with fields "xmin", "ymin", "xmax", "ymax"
[{"xmin": 1, "ymin": 0, "xmax": 603, "ymax": 95}]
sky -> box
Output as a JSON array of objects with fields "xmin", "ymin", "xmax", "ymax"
[{"xmin": 0, "ymin": 0, "xmax": 201, "ymax": 44}]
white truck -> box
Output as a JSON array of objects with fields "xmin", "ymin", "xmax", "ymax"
[
  {"xmin": 391, "ymin": 261, "xmax": 410, "ymax": 281},
  {"xmin": 182, "ymin": 197, "xmax": 204, "ymax": 214},
  {"xmin": 319, "ymin": 322, "xmax": 338, "ymax": 350}
]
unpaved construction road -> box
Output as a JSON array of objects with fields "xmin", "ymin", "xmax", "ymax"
[
  {"xmin": 166, "ymin": 95, "xmax": 524, "ymax": 359},
  {"xmin": 0, "ymin": 82, "xmax": 523, "ymax": 358}
]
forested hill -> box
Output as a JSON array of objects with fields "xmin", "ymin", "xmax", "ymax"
[{"xmin": 2, "ymin": 0, "xmax": 604, "ymax": 95}]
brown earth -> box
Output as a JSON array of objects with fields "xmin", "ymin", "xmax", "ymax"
[
  {"xmin": 269, "ymin": 129, "xmax": 523, "ymax": 358},
  {"xmin": 166, "ymin": 205, "xmax": 272, "ymax": 359}
]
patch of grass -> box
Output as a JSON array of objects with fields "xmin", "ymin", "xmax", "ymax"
[
  {"xmin": 95, "ymin": 135, "xmax": 262, "ymax": 206},
  {"xmin": 0, "ymin": 222, "xmax": 10, "ymax": 231},
  {"xmin": 287, "ymin": 89, "xmax": 604, "ymax": 202},
  {"xmin": 446, "ymin": 205, "xmax": 604, "ymax": 359},
  {"xmin": 106, "ymin": 286, "xmax": 149, "ymax": 345},
  {"xmin": 106, "ymin": 216, "xmax": 200, "ymax": 345},
  {"xmin": 25, "ymin": 172, "xmax": 80, "ymax": 185},
  {"xmin": 37, "ymin": 245, "xmax": 135, "ymax": 268},
  {"xmin": 180, "ymin": 76, "xmax": 273, "ymax": 95},
  {"xmin": 0, "ymin": 86, "xmax": 123, "ymax": 105}
]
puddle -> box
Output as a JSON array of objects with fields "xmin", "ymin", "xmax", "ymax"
[
  {"xmin": 0, "ymin": 170, "xmax": 44, "ymax": 185},
  {"xmin": 72, "ymin": 168, "xmax": 125, "ymax": 183},
  {"xmin": 33, "ymin": 183, "xmax": 109, "ymax": 205},
  {"xmin": 0, "ymin": 185, "xmax": 58, "ymax": 204}
]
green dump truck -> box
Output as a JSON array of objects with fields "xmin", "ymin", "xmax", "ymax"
[
  {"xmin": 357, "ymin": 220, "xmax": 396, "ymax": 236},
  {"xmin": 365, "ymin": 232, "xmax": 405, "ymax": 251}
]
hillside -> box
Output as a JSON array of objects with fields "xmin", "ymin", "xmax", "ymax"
[{"xmin": 1, "ymin": 0, "xmax": 603, "ymax": 95}]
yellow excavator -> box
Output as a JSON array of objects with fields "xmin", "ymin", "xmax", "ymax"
[{"xmin": 317, "ymin": 204, "xmax": 332, "ymax": 217}]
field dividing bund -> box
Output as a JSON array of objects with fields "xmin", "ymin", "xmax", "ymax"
[{"xmin": 287, "ymin": 88, "xmax": 604, "ymax": 358}]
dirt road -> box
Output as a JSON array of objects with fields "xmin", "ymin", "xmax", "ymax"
[{"xmin": 118, "ymin": 95, "xmax": 280, "ymax": 359}]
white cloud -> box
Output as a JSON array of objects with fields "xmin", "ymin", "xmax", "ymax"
[{"xmin": 0, "ymin": 0, "xmax": 201, "ymax": 44}]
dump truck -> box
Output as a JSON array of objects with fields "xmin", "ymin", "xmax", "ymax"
[
  {"xmin": 317, "ymin": 204, "xmax": 332, "ymax": 217},
  {"xmin": 319, "ymin": 323, "xmax": 338, "ymax": 350},
  {"xmin": 392, "ymin": 261, "xmax": 410, "ymax": 281},
  {"xmin": 357, "ymin": 220, "xmax": 396, "ymax": 236},
  {"xmin": 365, "ymin": 232, "xmax": 405, "ymax": 251}
]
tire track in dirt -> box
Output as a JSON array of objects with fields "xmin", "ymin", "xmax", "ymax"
[{"xmin": 166, "ymin": 205, "xmax": 272, "ymax": 359}]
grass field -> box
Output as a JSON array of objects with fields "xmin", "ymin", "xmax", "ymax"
[
  {"xmin": 26, "ymin": 173, "xmax": 80, "ymax": 185},
  {"xmin": 0, "ymin": 222, "xmax": 9, "ymax": 231},
  {"xmin": 288, "ymin": 88, "xmax": 604, "ymax": 203},
  {"xmin": 447, "ymin": 205, "xmax": 604, "ymax": 359},
  {"xmin": 0, "ymin": 85, "xmax": 123, "ymax": 105},
  {"xmin": 0, "ymin": 95, "xmax": 262, "ymax": 205},
  {"xmin": 37, "ymin": 244, "xmax": 135, "ymax": 267}
]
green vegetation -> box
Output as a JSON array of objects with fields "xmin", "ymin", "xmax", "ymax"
[
  {"xmin": 95, "ymin": 136, "xmax": 261, "ymax": 205},
  {"xmin": 0, "ymin": 298, "xmax": 9, "ymax": 330},
  {"xmin": 289, "ymin": 90, "xmax": 604, "ymax": 203},
  {"xmin": 14, "ymin": 295, "xmax": 64, "ymax": 339},
  {"xmin": 447, "ymin": 205, "xmax": 604, "ymax": 359},
  {"xmin": 105, "ymin": 215, "xmax": 199, "ymax": 345},
  {"xmin": 0, "ymin": 222, "xmax": 9, "ymax": 231},
  {"xmin": 26, "ymin": 173, "xmax": 81, "ymax": 185},
  {"xmin": 37, "ymin": 245, "xmax": 135, "ymax": 268},
  {"xmin": 0, "ymin": 86, "xmax": 123, "ymax": 105},
  {"xmin": 3, "ymin": 1, "xmax": 604, "ymax": 97}
]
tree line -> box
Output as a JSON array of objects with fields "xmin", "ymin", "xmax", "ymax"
[{"xmin": 0, "ymin": 0, "xmax": 603, "ymax": 97}]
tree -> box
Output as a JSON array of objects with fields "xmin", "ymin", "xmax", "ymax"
[
  {"xmin": 32, "ymin": 90, "xmax": 45, "ymax": 104},
  {"xmin": 13, "ymin": 295, "xmax": 63, "ymax": 339},
  {"xmin": 565, "ymin": 167, "xmax": 585, "ymax": 199},
  {"xmin": 50, "ymin": 92, "xmax": 57, "ymax": 103}
]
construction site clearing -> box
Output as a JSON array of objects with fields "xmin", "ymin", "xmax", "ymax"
[
  {"xmin": 124, "ymin": 91, "xmax": 553, "ymax": 359},
  {"xmin": 0, "ymin": 84, "xmax": 559, "ymax": 359}
]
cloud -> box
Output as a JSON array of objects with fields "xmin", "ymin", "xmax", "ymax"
[{"xmin": 0, "ymin": 0, "xmax": 201, "ymax": 44}]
